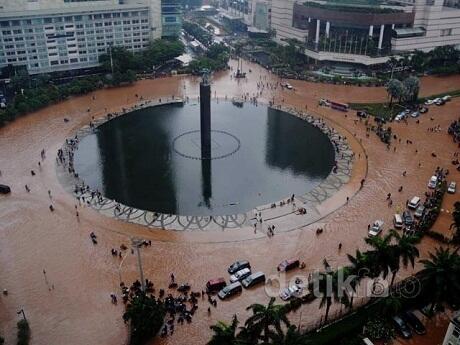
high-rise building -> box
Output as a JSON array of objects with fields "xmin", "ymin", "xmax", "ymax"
[
  {"xmin": 0, "ymin": 2, "xmax": 151, "ymax": 74},
  {"xmin": 269, "ymin": 0, "xmax": 460, "ymax": 65},
  {"xmin": 161, "ymin": 0, "xmax": 182, "ymax": 37},
  {"xmin": 0, "ymin": 0, "xmax": 185, "ymax": 74}
]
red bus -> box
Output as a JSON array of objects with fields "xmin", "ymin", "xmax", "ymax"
[{"xmin": 329, "ymin": 101, "xmax": 349, "ymax": 112}]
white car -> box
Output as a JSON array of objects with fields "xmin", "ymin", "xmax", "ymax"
[
  {"xmin": 424, "ymin": 99, "xmax": 434, "ymax": 105},
  {"xmin": 284, "ymin": 83, "xmax": 293, "ymax": 90},
  {"xmin": 280, "ymin": 285, "xmax": 302, "ymax": 301},
  {"xmin": 229, "ymin": 268, "xmax": 251, "ymax": 283},
  {"xmin": 428, "ymin": 175, "xmax": 438, "ymax": 189},
  {"xmin": 442, "ymin": 95, "xmax": 451, "ymax": 102},
  {"xmin": 411, "ymin": 111, "xmax": 420, "ymax": 118},
  {"xmin": 448, "ymin": 181, "xmax": 456, "ymax": 194},
  {"xmin": 395, "ymin": 112, "xmax": 406, "ymax": 122},
  {"xmin": 369, "ymin": 220, "xmax": 384, "ymax": 237}
]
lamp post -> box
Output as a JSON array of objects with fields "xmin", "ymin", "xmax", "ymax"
[
  {"xmin": 132, "ymin": 238, "xmax": 146, "ymax": 292},
  {"xmin": 17, "ymin": 308, "xmax": 27, "ymax": 322}
]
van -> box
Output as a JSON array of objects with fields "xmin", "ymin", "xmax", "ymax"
[
  {"xmin": 403, "ymin": 210, "xmax": 413, "ymax": 226},
  {"xmin": 362, "ymin": 338, "xmax": 374, "ymax": 345},
  {"xmin": 408, "ymin": 197, "xmax": 420, "ymax": 210},
  {"xmin": 217, "ymin": 282, "xmax": 242, "ymax": 300},
  {"xmin": 206, "ymin": 278, "xmax": 226, "ymax": 293},
  {"xmin": 242, "ymin": 272, "xmax": 266, "ymax": 288},
  {"xmin": 393, "ymin": 214, "xmax": 403, "ymax": 229}
]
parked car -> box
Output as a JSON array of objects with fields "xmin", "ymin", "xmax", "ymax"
[
  {"xmin": 319, "ymin": 98, "xmax": 330, "ymax": 106},
  {"xmin": 279, "ymin": 284, "xmax": 302, "ymax": 301},
  {"xmin": 419, "ymin": 106, "xmax": 428, "ymax": 113},
  {"xmin": 374, "ymin": 117, "xmax": 386, "ymax": 124},
  {"xmin": 393, "ymin": 214, "xmax": 403, "ymax": 229},
  {"xmin": 402, "ymin": 311, "xmax": 426, "ymax": 335},
  {"xmin": 392, "ymin": 316, "xmax": 412, "ymax": 339},
  {"xmin": 428, "ymin": 175, "xmax": 438, "ymax": 188},
  {"xmin": 206, "ymin": 278, "xmax": 226, "ymax": 293},
  {"xmin": 362, "ymin": 338, "xmax": 375, "ymax": 345},
  {"xmin": 442, "ymin": 95, "xmax": 451, "ymax": 102},
  {"xmin": 414, "ymin": 205, "xmax": 425, "ymax": 218},
  {"xmin": 408, "ymin": 197, "xmax": 420, "ymax": 210},
  {"xmin": 403, "ymin": 211, "xmax": 413, "ymax": 226},
  {"xmin": 217, "ymin": 282, "xmax": 242, "ymax": 300},
  {"xmin": 0, "ymin": 184, "xmax": 11, "ymax": 194},
  {"xmin": 357, "ymin": 110, "xmax": 368, "ymax": 118},
  {"xmin": 241, "ymin": 272, "xmax": 265, "ymax": 288},
  {"xmin": 277, "ymin": 259, "xmax": 300, "ymax": 272},
  {"xmin": 424, "ymin": 99, "xmax": 434, "ymax": 105},
  {"xmin": 369, "ymin": 220, "xmax": 384, "ymax": 237},
  {"xmin": 410, "ymin": 111, "xmax": 420, "ymax": 118},
  {"xmin": 228, "ymin": 260, "xmax": 250, "ymax": 274},
  {"xmin": 448, "ymin": 181, "xmax": 456, "ymax": 194},
  {"xmin": 395, "ymin": 113, "xmax": 406, "ymax": 122},
  {"xmin": 229, "ymin": 268, "xmax": 251, "ymax": 283},
  {"xmin": 435, "ymin": 98, "xmax": 445, "ymax": 106}
]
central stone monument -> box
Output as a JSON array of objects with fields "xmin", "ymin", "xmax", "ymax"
[{"xmin": 200, "ymin": 70, "xmax": 211, "ymax": 159}]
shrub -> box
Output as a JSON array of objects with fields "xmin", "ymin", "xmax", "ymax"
[{"xmin": 17, "ymin": 319, "xmax": 30, "ymax": 345}]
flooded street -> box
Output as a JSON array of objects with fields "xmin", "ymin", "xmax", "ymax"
[{"xmin": 0, "ymin": 58, "xmax": 459, "ymax": 345}]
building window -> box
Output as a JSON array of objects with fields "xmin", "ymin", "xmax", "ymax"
[{"xmin": 440, "ymin": 28, "xmax": 452, "ymax": 36}]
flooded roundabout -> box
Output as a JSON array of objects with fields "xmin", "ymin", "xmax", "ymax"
[
  {"xmin": 61, "ymin": 99, "xmax": 354, "ymax": 233},
  {"xmin": 1, "ymin": 59, "xmax": 460, "ymax": 345}
]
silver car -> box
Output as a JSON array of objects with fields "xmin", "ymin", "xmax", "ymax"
[
  {"xmin": 229, "ymin": 268, "xmax": 251, "ymax": 283},
  {"xmin": 448, "ymin": 181, "xmax": 456, "ymax": 194},
  {"xmin": 280, "ymin": 285, "xmax": 302, "ymax": 301}
]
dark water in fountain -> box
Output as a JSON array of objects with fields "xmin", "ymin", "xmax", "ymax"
[{"xmin": 74, "ymin": 101, "xmax": 335, "ymax": 216}]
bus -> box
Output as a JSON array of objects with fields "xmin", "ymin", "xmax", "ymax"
[{"xmin": 329, "ymin": 101, "xmax": 349, "ymax": 112}]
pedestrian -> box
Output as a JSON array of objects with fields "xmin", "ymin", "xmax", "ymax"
[{"xmin": 25, "ymin": 185, "xmax": 30, "ymax": 192}]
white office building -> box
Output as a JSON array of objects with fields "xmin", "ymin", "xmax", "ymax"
[{"xmin": 0, "ymin": 0, "xmax": 183, "ymax": 74}]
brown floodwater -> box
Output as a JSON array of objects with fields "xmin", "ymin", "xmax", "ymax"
[{"xmin": 0, "ymin": 58, "xmax": 459, "ymax": 345}]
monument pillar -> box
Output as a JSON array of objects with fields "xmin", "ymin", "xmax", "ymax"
[{"xmin": 200, "ymin": 76, "xmax": 211, "ymax": 159}]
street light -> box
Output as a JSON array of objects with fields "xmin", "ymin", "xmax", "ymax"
[
  {"xmin": 117, "ymin": 237, "xmax": 146, "ymax": 293},
  {"xmin": 17, "ymin": 308, "xmax": 27, "ymax": 322},
  {"xmin": 131, "ymin": 238, "xmax": 146, "ymax": 293}
]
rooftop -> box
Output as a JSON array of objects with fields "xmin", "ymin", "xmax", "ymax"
[
  {"xmin": 302, "ymin": 1, "xmax": 406, "ymax": 13},
  {"xmin": 0, "ymin": 4, "xmax": 149, "ymax": 19}
]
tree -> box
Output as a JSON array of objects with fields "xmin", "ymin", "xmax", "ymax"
[
  {"xmin": 245, "ymin": 297, "xmax": 290, "ymax": 343},
  {"xmin": 403, "ymin": 76, "xmax": 420, "ymax": 103},
  {"xmin": 269, "ymin": 325, "xmax": 309, "ymax": 345},
  {"xmin": 365, "ymin": 233, "xmax": 396, "ymax": 281},
  {"xmin": 420, "ymin": 247, "xmax": 460, "ymax": 313},
  {"xmin": 386, "ymin": 79, "xmax": 404, "ymax": 105},
  {"xmin": 381, "ymin": 295, "xmax": 403, "ymax": 315},
  {"xmin": 208, "ymin": 315, "xmax": 239, "ymax": 345},
  {"xmin": 450, "ymin": 201, "xmax": 460, "ymax": 241},
  {"xmin": 313, "ymin": 259, "xmax": 344, "ymax": 323},
  {"xmin": 123, "ymin": 292, "xmax": 166, "ymax": 345},
  {"xmin": 389, "ymin": 230, "xmax": 420, "ymax": 286}
]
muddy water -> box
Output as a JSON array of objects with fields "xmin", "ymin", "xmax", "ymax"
[{"xmin": 0, "ymin": 59, "xmax": 459, "ymax": 345}]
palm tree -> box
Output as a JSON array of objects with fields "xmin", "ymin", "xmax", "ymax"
[
  {"xmin": 420, "ymin": 247, "xmax": 460, "ymax": 313},
  {"xmin": 381, "ymin": 295, "xmax": 403, "ymax": 315},
  {"xmin": 269, "ymin": 325, "xmax": 310, "ymax": 345},
  {"xmin": 313, "ymin": 259, "xmax": 343, "ymax": 323},
  {"xmin": 208, "ymin": 315, "xmax": 239, "ymax": 345},
  {"xmin": 389, "ymin": 230, "xmax": 421, "ymax": 286},
  {"xmin": 450, "ymin": 201, "xmax": 460, "ymax": 241},
  {"xmin": 365, "ymin": 233, "xmax": 395, "ymax": 284},
  {"xmin": 245, "ymin": 297, "xmax": 291, "ymax": 343},
  {"xmin": 340, "ymin": 266, "xmax": 360, "ymax": 309},
  {"xmin": 386, "ymin": 79, "xmax": 404, "ymax": 106}
]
